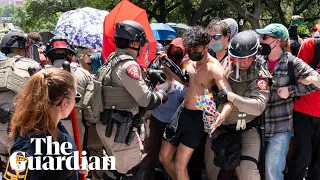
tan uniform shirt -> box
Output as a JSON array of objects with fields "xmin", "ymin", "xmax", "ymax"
[
  {"xmin": 219, "ymin": 61, "xmax": 271, "ymax": 125},
  {"xmin": 109, "ymin": 48, "xmax": 162, "ymax": 113}
]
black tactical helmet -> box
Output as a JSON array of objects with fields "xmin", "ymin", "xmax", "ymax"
[
  {"xmin": 114, "ymin": 20, "xmax": 147, "ymax": 45},
  {"xmin": 0, "ymin": 31, "xmax": 27, "ymax": 54},
  {"xmin": 45, "ymin": 35, "xmax": 76, "ymax": 57},
  {"xmin": 228, "ymin": 30, "xmax": 259, "ymax": 58}
]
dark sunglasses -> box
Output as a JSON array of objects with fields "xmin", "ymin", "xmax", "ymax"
[
  {"xmin": 260, "ymin": 34, "xmax": 277, "ymax": 40},
  {"xmin": 56, "ymin": 93, "xmax": 82, "ymax": 106},
  {"xmin": 210, "ymin": 34, "xmax": 223, "ymax": 40}
]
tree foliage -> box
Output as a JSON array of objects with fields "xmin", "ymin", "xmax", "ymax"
[{"xmin": 2, "ymin": 0, "xmax": 320, "ymax": 35}]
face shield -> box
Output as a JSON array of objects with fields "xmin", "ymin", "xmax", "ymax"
[
  {"xmin": 137, "ymin": 33, "xmax": 149, "ymax": 67},
  {"xmin": 229, "ymin": 56, "xmax": 258, "ymax": 82}
]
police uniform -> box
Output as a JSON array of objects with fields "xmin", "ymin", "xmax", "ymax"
[
  {"xmin": 0, "ymin": 31, "xmax": 41, "ymax": 168},
  {"xmin": 45, "ymin": 35, "xmax": 106, "ymax": 180},
  {"xmin": 96, "ymin": 48, "xmax": 165, "ymax": 175},
  {"xmin": 205, "ymin": 31, "xmax": 271, "ymax": 180}
]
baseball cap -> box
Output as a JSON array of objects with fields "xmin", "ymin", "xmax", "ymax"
[
  {"xmin": 255, "ymin": 23, "xmax": 289, "ymax": 41},
  {"xmin": 222, "ymin": 18, "xmax": 238, "ymax": 39}
]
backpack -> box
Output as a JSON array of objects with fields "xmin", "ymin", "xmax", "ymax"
[
  {"xmin": 288, "ymin": 37, "xmax": 320, "ymax": 85},
  {"xmin": 0, "ymin": 56, "xmax": 38, "ymax": 122}
]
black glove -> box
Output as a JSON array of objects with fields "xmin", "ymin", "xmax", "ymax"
[
  {"xmin": 216, "ymin": 89, "xmax": 229, "ymax": 105},
  {"xmin": 158, "ymin": 90, "xmax": 168, "ymax": 104},
  {"xmin": 148, "ymin": 69, "xmax": 167, "ymax": 87}
]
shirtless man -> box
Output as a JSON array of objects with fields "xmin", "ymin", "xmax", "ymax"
[{"xmin": 163, "ymin": 26, "xmax": 233, "ymax": 180}]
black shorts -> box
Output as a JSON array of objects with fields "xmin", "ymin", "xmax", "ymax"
[{"xmin": 170, "ymin": 108, "xmax": 206, "ymax": 149}]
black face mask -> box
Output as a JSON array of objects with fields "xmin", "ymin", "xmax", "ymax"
[
  {"xmin": 171, "ymin": 51, "xmax": 184, "ymax": 63},
  {"xmin": 51, "ymin": 52, "xmax": 68, "ymax": 60},
  {"xmin": 258, "ymin": 43, "xmax": 272, "ymax": 56},
  {"xmin": 188, "ymin": 49, "xmax": 204, "ymax": 61}
]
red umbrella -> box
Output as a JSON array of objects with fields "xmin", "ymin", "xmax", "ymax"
[{"xmin": 102, "ymin": 0, "xmax": 156, "ymax": 69}]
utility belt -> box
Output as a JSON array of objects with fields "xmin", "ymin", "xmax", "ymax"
[
  {"xmin": 0, "ymin": 108, "xmax": 11, "ymax": 124},
  {"xmin": 211, "ymin": 117, "xmax": 260, "ymax": 170},
  {"xmin": 219, "ymin": 117, "xmax": 260, "ymax": 133},
  {"xmin": 100, "ymin": 108, "xmax": 139, "ymax": 145}
]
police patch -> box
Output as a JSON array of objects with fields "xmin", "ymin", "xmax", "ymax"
[
  {"xmin": 3, "ymin": 152, "xmax": 29, "ymax": 180},
  {"xmin": 126, "ymin": 64, "xmax": 141, "ymax": 79},
  {"xmin": 256, "ymin": 78, "xmax": 268, "ymax": 90}
]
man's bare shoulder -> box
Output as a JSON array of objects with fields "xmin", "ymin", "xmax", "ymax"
[{"xmin": 208, "ymin": 56, "xmax": 224, "ymax": 74}]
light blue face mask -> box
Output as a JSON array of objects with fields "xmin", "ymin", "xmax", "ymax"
[{"xmin": 210, "ymin": 41, "xmax": 224, "ymax": 53}]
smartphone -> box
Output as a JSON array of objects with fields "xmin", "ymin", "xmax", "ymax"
[{"xmin": 292, "ymin": 18, "xmax": 304, "ymax": 25}]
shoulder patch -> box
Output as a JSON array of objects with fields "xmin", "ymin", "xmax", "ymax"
[
  {"xmin": 3, "ymin": 152, "xmax": 29, "ymax": 180},
  {"xmin": 256, "ymin": 78, "xmax": 268, "ymax": 90},
  {"xmin": 126, "ymin": 64, "xmax": 141, "ymax": 80}
]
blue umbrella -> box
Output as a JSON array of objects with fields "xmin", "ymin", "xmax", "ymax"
[
  {"xmin": 150, "ymin": 23, "xmax": 176, "ymax": 41},
  {"xmin": 55, "ymin": 7, "xmax": 109, "ymax": 50}
]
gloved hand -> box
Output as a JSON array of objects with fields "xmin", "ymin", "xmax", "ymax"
[
  {"xmin": 148, "ymin": 69, "xmax": 166, "ymax": 87},
  {"xmin": 216, "ymin": 89, "xmax": 229, "ymax": 105}
]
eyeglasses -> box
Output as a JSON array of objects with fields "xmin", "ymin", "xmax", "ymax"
[
  {"xmin": 210, "ymin": 34, "xmax": 223, "ymax": 40},
  {"xmin": 260, "ymin": 34, "xmax": 277, "ymax": 40},
  {"xmin": 56, "ymin": 93, "xmax": 81, "ymax": 106}
]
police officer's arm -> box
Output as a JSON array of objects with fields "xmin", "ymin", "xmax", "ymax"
[
  {"xmin": 287, "ymin": 56, "xmax": 320, "ymax": 97},
  {"xmin": 120, "ymin": 61, "xmax": 165, "ymax": 109},
  {"xmin": 227, "ymin": 79, "xmax": 270, "ymax": 116}
]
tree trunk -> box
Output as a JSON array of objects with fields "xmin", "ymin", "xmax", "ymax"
[{"xmin": 223, "ymin": 0, "xmax": 263, "ymax": 28}]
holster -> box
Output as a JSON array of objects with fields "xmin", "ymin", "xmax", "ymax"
[
  {"xmin": 114, "ymin": 112, "xmax": 133, "ymax": 144},
  {"xmin": 100, "ymin": 109, "xmax": 114, "ymax": 137},
  {"xmin": 0, "ymin": 108, "xmax": 11, "ymax": 124}
]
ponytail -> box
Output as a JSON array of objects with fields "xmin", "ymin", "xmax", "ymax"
[{"xmin": 10, "ymin": 68, "xmax": 76, "ymax": 140}]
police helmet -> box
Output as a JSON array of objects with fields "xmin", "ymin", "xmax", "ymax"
[
  {"xmin": 45, "ymin": 35, "xmax": 76, "ymax": 57},
  {"xmin": 0, "ymin": 31, "xmax": 27, "ymax": 54},
  {"xmin": 114, "ymin": 20, "xmax": 147, "ymax": 45},
  {"xmin": 228, "ymin": 30, "xmax": 259, "ymax": 58}
]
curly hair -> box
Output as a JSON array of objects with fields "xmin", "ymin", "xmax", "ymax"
[{"xmin": 182, "ymin": 26, "xmax": 211, "ymax": 49}]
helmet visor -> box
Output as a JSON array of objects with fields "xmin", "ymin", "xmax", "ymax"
[{"xmin": 229, "ymin": 56, "xmax": 257, "ymax": 82}]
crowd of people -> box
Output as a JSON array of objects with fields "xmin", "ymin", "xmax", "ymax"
[{"xmin": 0, "ymin": 13, "xmax": 319, "ymax": 180}]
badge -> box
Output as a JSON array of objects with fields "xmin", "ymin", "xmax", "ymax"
[
  {"xmin": 256, "ymin": 78, "xmax": 268, "ymax": 90},
  {"xmin": 3, "ymin": 152, "xmax": 29, "ymax": 180},
  {"xmin": 126, "ymin": 64, "xmax": 141, "ymax": 80}
]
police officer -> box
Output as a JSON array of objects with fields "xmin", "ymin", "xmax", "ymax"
[
  {"xmin": 95, "ymin": 20, "xmax": 167, "ymax": 179},
  {"xmin": 0, "ymin": 31, "xmax": 40, "ymax": 173},
  {"xmin": 204, "ymin": 30, "xmax": 271, "ymax": 180},
  {"xmin": 45, "ymin": 35, "xmax": 106, "ymax": 180}
]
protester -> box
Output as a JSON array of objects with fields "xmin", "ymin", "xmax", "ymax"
[
  {"xmin": 165, "ymin": 37, "xmax": 187, "ymax": 66},
  {"xmin": 286, "ymin": 35, "xmax": 320, "ymax": 180},
  {"xmin": 256, "ymin": 23, "xmax": 320, "ymax": 180},
  {"xmin": 160, "ymin": 26, "xmax": 233, "ymax": 180},
  {"xmin": 143, "ymin": 67, "xmax": 187, "ymax": 180},
  {"xmin": 5, "ymin": 68, "xmax": 88, "ymax": 179}
]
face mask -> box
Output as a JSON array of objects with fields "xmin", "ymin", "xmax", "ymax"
[
  {"xmin": 258, "ymin": 43, "xmax": 271, "ymax": 56},
  {"xmin": 171, "ymin": 51, "xmax": 184, "ymax": 63},
  {"xmin": 188, "ymin": 49, "xmax": 204, "ymax": 61},
  {"xmin": 210, "ymin": 41, "xmax": 224, "ymax": 53}
]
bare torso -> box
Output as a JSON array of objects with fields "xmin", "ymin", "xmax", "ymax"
[{"xmin": 184, "ymin": 55, "xmax": 219, "ymax": 110}]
